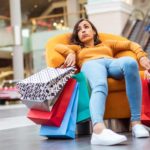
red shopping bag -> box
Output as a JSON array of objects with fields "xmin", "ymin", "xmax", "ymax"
[
  {"xmin": 141, "ymin": 79, "xmax": 150, "ymax": 126},
  {"xmin": 27, "ymin": 78, "xmax": 76, "ymax": 127}
]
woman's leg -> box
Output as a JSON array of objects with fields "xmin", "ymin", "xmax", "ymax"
[
  {"xmin": 108, "ymin": 57, "xmax": 141, "ymax": 122},
  {"xmin": 81, "ymin": 59, "xmax": 127, "ymax": 146},
  {"xmin": 81, "ymin": 59, "xmax": 108, "ymax": 128},
  {"xmin": 108, "ymin": 56, "xmax": 149, "ymax": 138}
]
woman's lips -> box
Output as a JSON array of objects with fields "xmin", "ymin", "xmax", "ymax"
[{"xmin": 82, "ymin": 34, "xmax": 89, "ymax": 39}]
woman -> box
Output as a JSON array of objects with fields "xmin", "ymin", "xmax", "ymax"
[{"xmin": 54, "ymin": 19, "xmax": 150, "ymax": 145}]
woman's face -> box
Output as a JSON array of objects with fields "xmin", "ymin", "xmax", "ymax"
[{"xmin": 77, "ymin": 20, "xmax": 95, "ymax": 44}]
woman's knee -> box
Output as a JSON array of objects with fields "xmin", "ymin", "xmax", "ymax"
[{"xmin": 122, "ymin": 57, "xmax": 138, "ymax": 71}]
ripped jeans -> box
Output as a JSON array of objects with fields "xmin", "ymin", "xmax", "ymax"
[{"xmin": 81, "ymin": 57, "xmax": 142, "ymax": 125}]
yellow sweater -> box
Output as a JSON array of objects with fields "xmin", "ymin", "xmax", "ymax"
[{"xmin": 54, "ymin": 40, "xmax": 147, "ymax": 68}]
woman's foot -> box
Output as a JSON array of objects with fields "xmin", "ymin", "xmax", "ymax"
[
  {"xmin": 93, "ymin": 122, "xmax": 106, "ymax": 134},
  {"xmin": 91, "ymin": 129, "xmax": 127, "ymax": 145},
  {"xmin": 91, "ymin": 123, "xmax": 127, "ymax": 146},
  {"xmin": 132, "ymin": 124, "xmax": 150, "ymax": 138}
]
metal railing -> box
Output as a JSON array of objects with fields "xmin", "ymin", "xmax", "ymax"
[{"xmin": 122, "ymin": 9, "xmax": 145, "ymax": 38}]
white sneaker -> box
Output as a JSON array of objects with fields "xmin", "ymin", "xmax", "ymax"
[
  {"xmin": 132, "ymin": 124, "xmax": 150, "ymax": 138},
  {"xmin": 91, "ymin": 129, "xmax": 127, "ymax": 146}
]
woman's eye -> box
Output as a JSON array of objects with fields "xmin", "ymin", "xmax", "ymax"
[
  {"xmin": 85, "ymin": 26, "xmax": 89, "ymax": 29},
  {"xmin": 77, "ymin": 28, "xmax": 81, "ymax": 32}
]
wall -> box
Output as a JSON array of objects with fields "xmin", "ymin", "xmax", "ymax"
[{"xmin": 85, "ymin": 0, "xmax": 133, "ymax": 35}]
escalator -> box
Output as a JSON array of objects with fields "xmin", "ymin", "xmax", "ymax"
[
  {"xmin": 135, "ymin": 9, "xmax": 150, "ymax": 58},
  {"xmin": 122, "ymin": 9, "xmax": 145, "ymax": 41},
  {"xmin": 122, "ymin": 8, "xmax": 150, "ymax": 58},
  {"xmin": 143, "ymin": 28, "xmax": 150, "ymax": 58},
  {"xmin": 135, "ymin": 8, "xmax": 150, "ymax": 44},
  {"xmin": 128, "ymin": 19, "xmax": 144, "ymax": 41}
]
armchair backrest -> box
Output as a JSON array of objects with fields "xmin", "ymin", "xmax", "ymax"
[
  {"xmin": 45, "ymin": 33, "xmax": 71, "ymax": 68},
  {"xmin": 45, "ymin": 33, "xmax": 142, "ymax": 69}
]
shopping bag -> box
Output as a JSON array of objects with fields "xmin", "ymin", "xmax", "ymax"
[
  {"xmin": 40, "ymin": 84, "xmax": 78, "ymax": 139},
  {"xmin": 27, "ymin": 78, "xmax": 76, "ymax": 127},
  {"xmin": 73, "ymin": 72, "xmax": 91, "ymax": 123},
  {"xmin": 16, "ymin": 67, "xmax": 76, "ymax": 111},
  {"xmin": 141, "ymin": 79, "xmax": 150, "ymax": 126}
]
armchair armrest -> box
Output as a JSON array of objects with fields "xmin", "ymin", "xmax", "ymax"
[
  {"xmin": 45, "ymin": 33, "xmax": 71, "ymax": 68},
  {"xmin": 45, "ymin": 50, "xmax": 65, "ymax": 68}
]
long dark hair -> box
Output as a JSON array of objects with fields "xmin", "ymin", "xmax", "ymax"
[{"xmin": 70, "ymin": 19, "xmax": 101, "ymax": 47}]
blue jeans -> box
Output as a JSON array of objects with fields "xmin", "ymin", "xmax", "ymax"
[{"xmin": 81, "ymin": 57, "xmax": 142, "ymax": 125}]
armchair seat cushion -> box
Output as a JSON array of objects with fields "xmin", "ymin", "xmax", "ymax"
[
  {"xmin": 108, "ymin": 78, "xmax": 125, "ymax": 92},
  {"xmin": 108, "ymin": 71, "xmax": 144, "ymax": 92}
]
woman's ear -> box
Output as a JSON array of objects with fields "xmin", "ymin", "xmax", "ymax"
[{"xmin": 93, "ymin": 30, "xmax": 96, "ymax": 35}]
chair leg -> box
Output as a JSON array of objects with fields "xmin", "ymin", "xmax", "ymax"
[
  {"xmin": 76, "ymin": 120, "xmax": 92, "ymax": 135},
  {"xmin": 104, "ymin": 118, "xmax": 130, "ymax": 133},
  {"xmin": 76, "ymin": 118, "xmax": 130, "ymax": 136}
]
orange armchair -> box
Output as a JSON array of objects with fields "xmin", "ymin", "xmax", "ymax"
[{"xmin": 45, "ymin": 33, "xmax": 145, "ymax": 120}]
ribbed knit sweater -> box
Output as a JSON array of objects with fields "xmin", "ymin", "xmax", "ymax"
[{"xmin": 54, "ymin": 40, "xmax": 147, "ymax": 68}]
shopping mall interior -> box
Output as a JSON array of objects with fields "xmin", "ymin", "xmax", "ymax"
[{"xmin": 0, "ymin": 0, "xmax": 150, "ymax": 149}]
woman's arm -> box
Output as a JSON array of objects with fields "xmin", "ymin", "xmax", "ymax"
[
  {"xmin": 104, "ymin": 40, "xmax": 150, "ymax": 70},
  {"xmin": 139, "ymin": 56, "xmax": 150, "ymax": 70},
  {"xmin": 104, "ymin": 40, "xmax": 147, "ymax": 60},
  {"xmin": 54, "ymin": 44, "xmax": 75, "ymax": 57},
  {"xmin": 54, "ymin": 44, "xmax": 81, "ymax": 67},
  {"xmin": 54, "ymin": 44, "xmax": 80, "ymax": 57}
]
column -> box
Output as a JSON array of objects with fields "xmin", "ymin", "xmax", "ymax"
[
  {"xmin": 85, "ymin": 0, "xmax": 133, "ymax": 35},
  {"xmin": 66, "ymin": 0, "xmax": 80, "ymax": 28},
  {"xmin": 9, "ymin": 0, "xmax": 24, "ymax": 80},
  {"xmin": 63, "ymin": 6, "xmax": 68, "ymax": 27}
]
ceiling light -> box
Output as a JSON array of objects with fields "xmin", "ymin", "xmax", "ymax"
[
  {"xmin": 53, "ymin": 22, "xmax": 57, "ymax": 27},
  {"xmin": 34, "ymin": 5, "xmax": 38, "ymax": 8},
  {"xmin": 60, "ymin": 19, "xmax": 64, "ymax": 23}
]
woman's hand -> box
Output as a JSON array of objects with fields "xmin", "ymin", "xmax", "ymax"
[
  {"xmin": 144, "ymin": 70, "xmax": 150, "ymax": 79},
  {"xmin": 61, "ymin": 53, "xmax": 76, "ymax": 68},
  {"xmin": 139, "ymin": 56, "xmax": 150, "ymax": 70},
  {"xmin": 139, "ymin": 56, "xmax": 150, "ymax": 79}
]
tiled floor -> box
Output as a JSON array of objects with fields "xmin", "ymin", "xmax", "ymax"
[{"xmin": 0, "ymin": 104, "xmax": 150, "ymax": 150}]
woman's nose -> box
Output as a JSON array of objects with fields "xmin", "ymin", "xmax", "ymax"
[{"xmin": 82, "ymin": 29, "xmax": 85, "ymax": 33}]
